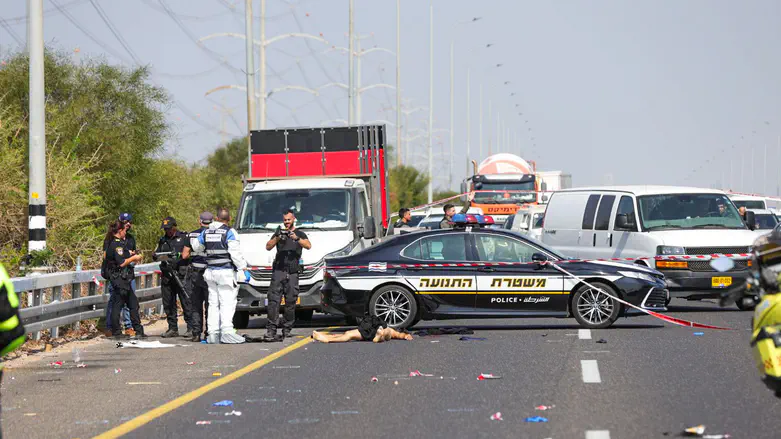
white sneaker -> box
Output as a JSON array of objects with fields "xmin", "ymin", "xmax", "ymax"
[{"xmin": 220, "ymin": 331, "xmax": 246, "ymax": 344}]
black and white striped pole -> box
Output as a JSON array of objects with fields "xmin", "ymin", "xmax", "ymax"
[{"xmin": 28, "ymin": 0, "xmax": 46, "ymax": 252}]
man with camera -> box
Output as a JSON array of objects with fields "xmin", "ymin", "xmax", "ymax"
[{"xmin": 264, "ymin": 209, "xmax": 311, "ymax": 341}]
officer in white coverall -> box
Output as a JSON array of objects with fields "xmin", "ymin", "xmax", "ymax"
[{"xmin": 192, "ymin": 208, "xmax": 251, "ymax": 344}]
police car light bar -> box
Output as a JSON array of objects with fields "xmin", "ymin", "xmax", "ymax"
[{"xmin": 451, "ymin": 214, "xmax": 495, "ymax": 226}]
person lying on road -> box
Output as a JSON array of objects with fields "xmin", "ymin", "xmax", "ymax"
[{"xmin": 311, "ymin": 315, "xmax": 412, "ymax": 343}]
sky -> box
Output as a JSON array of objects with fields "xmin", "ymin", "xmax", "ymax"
[{"xmin": 1, "ymin": 0, "xmax": 780, "ymax": 195}]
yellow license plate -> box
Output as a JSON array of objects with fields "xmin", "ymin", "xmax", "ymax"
[
  {"xmin": 712, "ymin": 276, "xmax": 732, "ymax": 288},
  {"xmin": 280, "ymin": 297, "xmax": 301, "ymax": 305}
]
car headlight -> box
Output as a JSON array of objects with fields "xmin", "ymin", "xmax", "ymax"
[
  {"xmin": 618, "ymin": 270, "xmax": 657, "ymax": 283},
  {"xmin": 657, "ymin": 246, "xmax": 685, "ymax": 255},
  {"xmin": 326, "ymin": 241, "xmax": 355, "ymax": 258}
]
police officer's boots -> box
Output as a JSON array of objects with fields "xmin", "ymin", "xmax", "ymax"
[{"xmin": 282, "ymin": 328, "xmax": 292, "ymax": 339}]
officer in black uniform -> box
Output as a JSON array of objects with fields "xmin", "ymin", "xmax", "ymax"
[
  {"xmin": 183, "ymin": 212, "xmax": 212, "ymax": 342},
  {"xmin": 153, "ymin": 217, "xmax": 194, "ymax": 338},
  {"xmin": 104, "ymin": 221, "xmax": 146, "ymax": 340},
  {"xmin": 264, "ymin": 209, "xmax": 311, "ymax": 341}
]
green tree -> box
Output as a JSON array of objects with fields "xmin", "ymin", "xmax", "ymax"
[
  {"xmin": 203, "ymin": 136, "xmax": 247, "ymax": 213},
  {"xmin": 387, "ymin": 165, "xmax": 429, "ymax": 214}
]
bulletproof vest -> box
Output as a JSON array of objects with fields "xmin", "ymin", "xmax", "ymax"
[
  {"xmin": 204, "ymin": 224, "xmax": 233, "ymax": 269},
  {"xmin": 274, "ymin": 231, "xmax": 303, "ymax": 273},
  {"xmin": 188, "ymin": 227, "xmax": 208, "ymax": 269}
]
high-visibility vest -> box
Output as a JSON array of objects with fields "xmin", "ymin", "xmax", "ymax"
[{"xmin": 0, "ymin": 264, "xmax": 26, "ymax": 368}]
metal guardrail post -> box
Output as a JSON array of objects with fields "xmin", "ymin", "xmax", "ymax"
[
  {"xmin": 32, "ymin": 289, "xmax": 42, "ymax": 340},
  {"xmin": 155, "ymin": 274, "xmax": 164, "ymax": 315},
  {"xmin": 51, "ymin": 285, "xmax": 62, "ymax": 339},
  {"xmin": 71, "ymin": 281, "xmax": 82, "ymax": 331}
]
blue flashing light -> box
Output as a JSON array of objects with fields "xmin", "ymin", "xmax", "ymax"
[{"xmin": 452, "ymin": 213, "xmax": 468, "ymax": 224}]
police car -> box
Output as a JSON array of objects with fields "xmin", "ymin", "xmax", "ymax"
[{"xmin": 321, "ymin": 214, "xmax": 669, "ymax": 329}]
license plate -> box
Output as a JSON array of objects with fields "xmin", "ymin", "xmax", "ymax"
[
  {"xmin": 280, "ymin": 297, "xmax": 301, "ymax": 305},
  {"xmin": 712, "ymin": 276, "xmax": 732, "ymax": 288}
]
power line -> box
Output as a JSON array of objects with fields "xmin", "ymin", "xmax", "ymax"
[
  {"xmin": 0, "ymin": 17, "xmax": 23, "ymax": 47},
  {"xmin": 88, "ymin": 0, "xmax": 143, "ymax": 65},
  {"xmin": 2, "ymin": 0, "xmax": 89, "ymax": 24}
]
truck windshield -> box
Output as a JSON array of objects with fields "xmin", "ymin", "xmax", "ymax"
[
  {"xmin": 475, "ymin": 181, "xmax": 536, "ymax": 204},
  {"xmin": 238, "ymin": 189, "xmax": 350, "ymax": 230},
  {"xmin": 637, "ymin": 194, "xmax": 746, "ymax": 231}
]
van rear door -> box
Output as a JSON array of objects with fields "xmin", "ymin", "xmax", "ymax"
[{"xmin": 541, "ymin": 191, "xmax": 590, "ymax": 258}]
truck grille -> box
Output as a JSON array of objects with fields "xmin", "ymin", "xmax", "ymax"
[
  {"xmin": 688, "ymin": 260, "xmax": 749, "ymax": 272},
  {"xmin": 642, "ymin": 288, "xmax": 668, "ymax": 309},
  {"xmin": 250, "ymin": 260, "xmax": 325, "ymax": 281},
  {"xmin": 685, "ymin": 246, "xmax": 750, "ymax": 255}
]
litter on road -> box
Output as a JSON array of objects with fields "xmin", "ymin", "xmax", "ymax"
[
  {"xmin": 371, "ymin": 377, "xmax": 378, "ymax": 382},
  {"xmin": 186, "ymin": 362, "xmax": 196, "ymax": 365},
  {"xmin": 490, "ymin": 412, "xmax": 503, "ymax": 421},
  {"xmin": 535, "ymin": 405, "xmax": 555, "ymax": 411},
  {"xmin": 414, "ymin": 328, "xmax": 474, "ymax": 337},
  {"xmin": 76, "ymin": 363, "xmax": 86, "ymax": 368},
  {"xmin": 117, "ymin": 341, "xmax": 188, "ymax": 349},
  {"xmin": 596, "ymin": 339, "xmax": 608, "ymax": 344},
  {"xmin": 114, "ymin": 369, "xmax": 121, "ymax": 374},
  {"xmin": 684, "ymin": 425, "xmax": 706, "ymax": 435},
  {"xmin": 525, "ymin": 416, "xmax": 548, "ymax": 423},
  {"xmin": 196, "ymin": 421, "xmax": 212, "ymax": 425},
  {"xmin": 477, "ymin": 373, "xmax": 501, "ymax": 380},
  {"xmin": 409, "ymin": 370, "xmax": 434, "ymax": 377},
  {"xmin": 694, "ymin": 332, "xmax": 705, "ymax": 336},
  {"xmin": 225, "ymin": 411, "xmax": 242, "ymax": 416},
  {"xmin": 212, "ymin": 372, "xmax": 223, "ymax": 377},
  {"xmin": 212, "ymin": 400, "xmax": 233, "ymax": 407},
  {"xmin": 49, "ymin": 361, "xmax": 63, "ymax": 367},
  {"xmin": 459, "ymin": 336, "xmax": 487, "ymax": 341}
]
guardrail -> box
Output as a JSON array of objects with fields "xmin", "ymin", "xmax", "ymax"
[{"xmin": 10, "ymin": 263, "xmax": 163, "ymax": 339}]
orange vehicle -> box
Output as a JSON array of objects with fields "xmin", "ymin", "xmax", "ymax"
[{"xmin": 460, "ymin": 153, "xmax": 541, "ymax": 225}]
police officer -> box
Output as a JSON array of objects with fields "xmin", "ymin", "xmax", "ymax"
[
  {"xmin": 104, "ymin": 213, "xmax": 133, "ymax": 335},
  {"xmin": 0, "ymin": 262, "xmax": 26, "ymax": 437},
  {"xmin": 264, "ymin": 209, "xmax": 311, "ymax": 341},
  {"xmin": 183, "ymin": 212, "xmax": 212, "ymax": 342},
  {"xmin": 104, "ymin": 221, "xmax": 146, "ymax": 340},
  {"xmin": 153, "ymin": 217, "xmax": 194, "ymax": 338},
  {"xmin": 192, "ymin": 208, "xmax": 250, "ymax": 344},
  {"xmin": 394, "ymin": 208, "xmax": 412, "ymax": 229},
  {"xmin": 440, "ymin": 192, "xmax": 474, "ymax": 229}
]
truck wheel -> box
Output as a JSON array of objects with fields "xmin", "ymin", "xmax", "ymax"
[
  {"xmin": 369, "ymin": 285, "xmax": 418, "ymax": 329},
  {"xmin": 736, "ymin": 297, "xmax": 757, "ymax": 311},
  {"xmin": 232, "ymin": 311, "xmax": 250, "ymax": 330},
  {"xmin": 572, "ymin": 282, "xmax": 621, "ymax": 329},
  {"xmin": 295, "ymin": 309, "xmax": 314, "ymax": 321}
]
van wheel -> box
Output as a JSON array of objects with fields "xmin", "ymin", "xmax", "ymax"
[
  {"xmin": 232, "ymin": 311, "xmax": 250, "ymax": 330},
  {"xmin": 369, "ymin": 285, "xmax": 418, "ymax": 329},
  {"xmin": 572, "ymin": 282, "xmax": 621, "ymax": 329}
]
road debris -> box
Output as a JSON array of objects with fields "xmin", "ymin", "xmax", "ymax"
[
  {"xmin": 225, "ymin": 410, "xmax": 242, "ymax": 416},
  {"xmin": 414, "ymin": 328, "xmax": 474, "ymax": 336},
  {"xmin": 76, "ymin": 363, "xmax": 87, "ymax": 368},
  {"xmin": 114, "ymin": 369, "xmax": 121, "ymax": 374},
  {"xmin": 371, "ymin": 377, "xmax": 378, "ymax": 382},
  {"xmin": 212, "ymin": 372, "xmax": 223, "ymax": 377},
  {"xmin": 186, "ymin": 362, "xmax": 196, "ymax": 365},
  {"xmin": 525, "ymin": 416, "xmax": 548, "ymax": 423},
  {"xmin": 409, "ymin": 370, "xmax": 434, "ymax": 377},
  {"xmin": 693, "ymin": 332, "xmax": 705, "ymax": 336},
  {"xmin": 118, "ymin": 340, "xmax": 188, "ymax": 349},
  {"xmin": 477, "ymin": 373, "xmax": 501, "ymax": 380},
  {"xmin": 459, "ymin": 336, "xmax": 487, "ymax": 341},
  {"xmin": 535, "ymin": 405, "xmax": 555, "ymax": 411},
  {"xmin": 684, "ymin": 425, "xmax": 705, "ymax": 435},
  {"xmin": 490, "ymin": 412, "xmax": 503, "ymax": 421},
  {"xmin": 596, "ymin": 339, "xmax": 608, "ymax": 344},
  {"xmin": 212, "ymin": 400, "xmax": 233, "ymax": 407},
  {"xmin": 394, "ymin": 381, "xmax": 399, "ymax": 385},
  {"xmin": 23, "ymin": 413, "xmax": 36, "ymax": 417},
  {"xmin": 196, "ymin": 421, "xmax": 212, "ymax": 425},
  {"xmin": 49, "ymin": 361, "xmax": 63, "ymax": 367}
]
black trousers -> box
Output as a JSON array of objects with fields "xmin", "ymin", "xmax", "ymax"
[
  {"xmin": 266, "ymin": 271, "xmax": 299, "ymax": 334},
  {"xmin": 161, "ymin": 276, "xmax": 193, "ymax": 332},
  {"xmin": 110, "ymin": 284, "xmax": 143, "ymax": 336},
  {"xmin": 186, "ymin": 267, "xmax": 209, "ymax": 335}
]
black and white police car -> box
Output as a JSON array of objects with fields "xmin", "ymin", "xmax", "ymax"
[{"xmin": 321, "ymin": 214, "xmax": 669, "ymax": 329}]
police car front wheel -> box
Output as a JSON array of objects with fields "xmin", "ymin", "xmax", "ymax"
[
  {"xmin": 571, "ymin": 282, "xmax": 621, "ymax": 329},
  {"xmin": 369, "ymin": 285, "xmax": 418, "ymax": 329}
]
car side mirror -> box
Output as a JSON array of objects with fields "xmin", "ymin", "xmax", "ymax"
[
  {"xmin": 532, "ymin": 252, "xmax": 548, "ymax": 264},
  {"xmin": 361, "ymin": 216, "xmax": 377, "ymax": 239},
  {"xmin": 541, "ymin": 195, "xmax": 549, "ymax": 202},
  {"xmin": 744, "ymin": 211, "xmax": 756, "ymax": 231},
  {"xmin": 615, "ymin": 213, "xmax": 636, "ymax": 231}
]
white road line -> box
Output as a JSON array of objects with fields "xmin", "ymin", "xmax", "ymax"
[
  {"xmin": 585, "ymin": 430, "xmax": 610, "ymax": 439},
  {"xmin": 578, "ymin": 329, "xmax": 592, "ymax": 340},
  {"xmin": 581, "ymin": 360, "xmax": 601, "ymax": 383},
  {"xmin": 582, "ymin": 350, "xmax": 610, "ymax": 354}
]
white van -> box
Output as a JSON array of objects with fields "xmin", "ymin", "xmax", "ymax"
[
  {"xmin": 541, "ymin": 186, "xmax": 758, "ymax": 308},
  {"xmin": 504, "ymin": 204, "xmax": 546, "ymax": 241},
  {"xmin": 728, "ymin": 194, "xmax": 767, "ymax": 210}
]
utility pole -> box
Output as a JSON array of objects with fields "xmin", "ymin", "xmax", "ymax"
[
  {"xmin": 396, "ymin": 0, "xmax": 402, "ymax": 168},
  {"xmin": 427, "ymin": 2, "xmax": 434, "ymax": 203},
  {"xmin": 348, "ymin": 0, "xmax": 355, "ymax": 125},
  {"xmin": 466, "ymin": 68, "xmax": 471, "ymax": 177},
  {"xmin": 488, "ymin": 99, "xmax": 492, "ymax": 155},
  {"xmin": 479, "ymin": 84, "xmax": 483, "ymax": 160},
  {"xmin": 244, "ymin": 0, "xmax": 256, "ymax": 176},
  {"xmin": 259, "ymin": 0, "xmax": 266, "ymax": 129},
  {"xmin": 449, "ymin": 40, "xmax": 454, "ymax": 188},
  {"xmin": 28, "ymin": 0, "xmax": 46, "ymax": 252}
]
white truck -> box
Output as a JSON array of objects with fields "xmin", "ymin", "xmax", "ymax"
[
  {"xmin": 231, "ymin": 125, "xmax": 389, "ymax": 328},
  {"xmin": 536, "ymin": 170, "xmax": 573, "ymax": 204}
]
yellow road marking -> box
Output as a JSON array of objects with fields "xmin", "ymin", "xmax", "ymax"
[{"xmin": 93, "ymin": 337, "xmax": 313, "ymax": 439}]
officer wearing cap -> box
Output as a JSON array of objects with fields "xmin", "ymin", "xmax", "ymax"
[
  {"xmin": 153, "ymin": 216, "xmax": 194, "ymax": 338},
  {"xmin": 182, "ymin": 212, "xmax": 212, "ymax": 342}
]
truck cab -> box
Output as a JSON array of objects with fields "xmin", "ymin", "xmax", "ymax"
[{"xmin": 233, "ymin": 125, "xmax": 388, "ymax": 328}]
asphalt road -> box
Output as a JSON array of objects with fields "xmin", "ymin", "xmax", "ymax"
[{"xmin": 5, "ymin": 301, "xmax": 781, "ymax": 439}]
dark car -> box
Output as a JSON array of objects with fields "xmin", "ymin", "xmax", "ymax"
[{"xmin": 321, "ymin": 215, "xmax": 669, "ymax": 329}]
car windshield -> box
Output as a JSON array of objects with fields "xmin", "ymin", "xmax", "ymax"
[
  {"xmin": 474, "ymin": 181, "xmax": 536, "ymax": 204},
  {"xmin": 755, "ymin": 214, "xmax": 778, "ymax": 230},
  {"xmin": 503, "ymin": 231, "xmax": 568, "ymax": 260},
  {"xmin": 238, "ymin": 189, "xmax": 350, "ymax": 230},
  {"xmin": 732, "ymin": 200, "xmax": 765, "ymax": 210},
  {"xmin": 637, "ymin": 193, "xmax": 746, "ymax": 230},
  {"xmin": 407, "ymin": 216, "xmax": 426, "ymax": 227}
]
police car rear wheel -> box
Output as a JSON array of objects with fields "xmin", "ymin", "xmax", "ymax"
[
  {"xmin": 572, "ymin": 282, "xmax": 620, "ymax": 329},
  {"xmin": 369, "ymin": 285, "xmax": 418, "ymax": 329}
]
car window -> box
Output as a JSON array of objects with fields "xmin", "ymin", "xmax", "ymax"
[
  {"xmin": 594, "ymin": 195, "xmax": 616, "ymax": 231},
  {"xmin": 402, "ymin": 234, "xmax": 467, "ymax": 261},
  {"xmin": 357, "ymin": 191, "xmax": 367, "ymax": 220},
  {"xmin": 614, "ymin": 196, "xmax": 636, "ymax": 230},
  {"xmin": 532, "ymin": 213, "xmax": 544, "ymax": 229},
  {"xmin": 582, "ymin": 194, "xmax": 600, "ymax": 230},
  {"xmin": 504, "ymin": 214, "xmax": 515, "ymax": 230},
  {"xmin": 755, "ymin": 214, "xmax": 779, "ymax": 230},
  {"xmin": 475, "ymin": 234, "xmax": 538, "ymax": 263}
]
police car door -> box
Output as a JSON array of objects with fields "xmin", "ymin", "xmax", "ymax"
[
  {"xmin": 400, "ymin": 232, "xmax": 478, "ymax": 314},
  {"xmin": 471, "ymin": 233, "xmax": 566, "ymax": 313}
]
